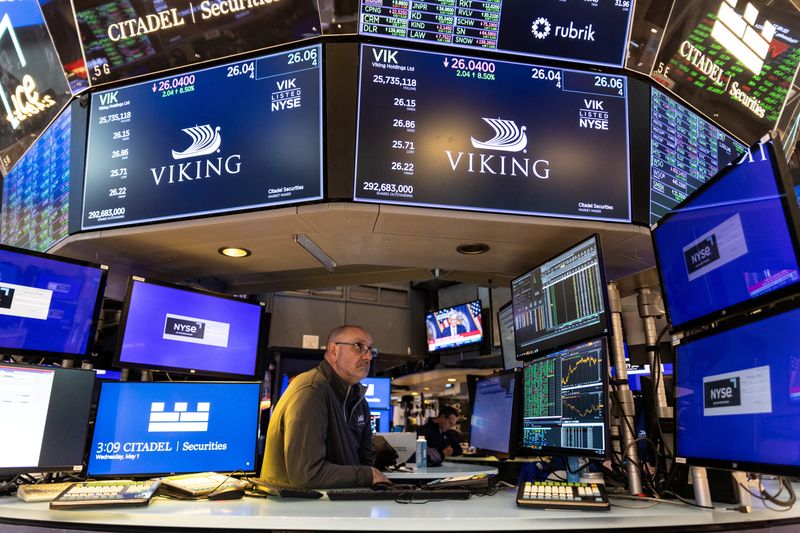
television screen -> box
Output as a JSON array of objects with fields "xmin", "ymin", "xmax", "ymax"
[
  {"xmin": 650, "ymin": 87, "xmax": 747, "ymax": 224},
  {"xmin": 88, "ymin": 381, "xmax": 261, "ymax": 476},
  {"xmin": 470, "ymin": 370, "xmax": 519, "ymax": 458},
  {"xmin": 115, "ymin": 278, "xmax": 265, "ymax": 379},
  {"xmin": 675, "ymin": 305, "xmax": 800, "ymax": 476},
  {"xmin": 355, "ymin": 44, "xmax": 631, "ymax": 222},
  {"xmin": 362, "ymin": 377, "xmax": 391, "ymax": 410},
  {"xmin": 426, "ymin": 300, "xmax": 484, "ymax": 353},
  {"xmin": 512, "ymin": 234, "xmax": 610, "ymax": 360},
  {"xmin": 82, "ymin": 44, "xmax": 323, "ymax": 230},
  {"xmin": 0, "ymin": 245, "xmax": 107, "ymax": 358},
  {"xmin": 357, "ymin": 0, "xmax": 633, "ymax": 68},
  {"xmin": 0, "ymin": 363, "xmax": 94, "ymax": 475},
  {"xmin": 498, "ymin": 302, "xmax": 521, "ymax": 370},
  {"xmin": 521, "ymin": 337, "xmax": 608, "ymax": 458},
  {"xmin": 652, "ymin": 138, "xmax": 800, "ymax": 331},
  {"xmin": 370, "ymin": 410, "xmax": 391, "ymax": 434}
]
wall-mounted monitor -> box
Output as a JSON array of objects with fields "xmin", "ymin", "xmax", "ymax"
[
  {"xmin": 470, "ymin": 370, "xmax": 520, "ymax": 459},
  {"xmin": 652, "ymin": 137, "xmax": 800, "ymax": 332},
  {"xmin": 357, "ymin": 0, "xmax": 633, "ymax": 68},
  {"xmin": 497, "ymin": 302, "xmax": 521, "ymax": 371},
  {"xmin": 521, "ymin": 337, "xmax": 608, "ymax": 458},
  {"xmin": 512, "ymin": 234, "xmax": 610, "ymax": 360},
  {"xmin": 72, "ymin": 0, "xmax": 321, "ymax": 86},
  {"xmin": 82, "ymin": 44, "xmax": 323, "ymax": 230},
  {"xmin": 650, "ymin": 87, "xmax": 747, "ymax": 225},
  {"xmin": 355, "ymin": 44, "xmax": 631, "ymax": 223},
  {"xmin": 426, "ymin": 300, "xmax": 484, "ymax": 353},
  {"xmin": 362, "ymin": 377, "xmax": 391, "ymax": 410},
  {"xmin": 675, "ymin": 304, "xmax": 800, "ymax": 477},
  {"xmin": 0, "ymin": 363, "xmax": 95, "ymax": 475},
  {"xmin": 115, "ymin": 278, "xmax": 266, "ymax": 379},
  {"xmin": 0, "ymin": 244, "xmax": 107, "ymax": 359},
  {"xmin": 87, "ymin": 381, "xmax": 261, "ymax": 477}
]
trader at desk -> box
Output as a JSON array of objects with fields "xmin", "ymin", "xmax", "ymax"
[
  {"xmin": 417, "ymin": 405, "xmax": 464, "ymax": 462},
  {"xmin": 261, "ymin": 325, "xmax": 390, "ymax": 488}
]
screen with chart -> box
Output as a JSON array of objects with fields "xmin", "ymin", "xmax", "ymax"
[
  {"xmin": 498, "ymin": 302, "xmax": 521, "ymax": 370},
  {"xmin": 521, "ymin": 337, "xmax": 607, "ymax": 458},
  {"xmin": 355, "ymin": 44, "xmax": 631, "ymax": 222},
  {"xmin": 426, "ymin": 300, "xmax": 484, "ymax": 353},
  {"xmin": 676, "ymin": 305, "xmax": 800, "ymax": 476},
  {"xmin": 470, "ymin": 370, "xmax": 519, "ymax": 457},
  {"xmin": 357, "ymin": 0, "xmax": 633, "ymax": 67},
  {"xmin": 512, "ymin": 234, "xmax": 609, "ymax": 360},
  {"xmin": 653, "ymin": 139, "xmax": 800, "ymax": 331},
  {"xmin": 82, "ymin": 44, "xmax": 323, "ymax": 230},
  {"xmin": 650, "ymin": 88, "xmax": 747, "ymax": 224}
]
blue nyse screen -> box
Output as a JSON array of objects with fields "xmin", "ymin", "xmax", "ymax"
[
  {"xmin": 82, "ymin": 44, "xmax": 323, "ymax": 229},
  {"xmin": 676, "ymin": 306, "xmax": 800, "ymax": 475},
  {"xmin": 358, "ymin": 0, "xmax": 632, "ymax": 67},
  {"xmin": 355, "ymin": 45, "xmax": 631, "ymax": 222},
  {"xmin": 362, "ymin": 377, "xmax": 391, "ymax": 409},
  {"xmin": 88, "ymin": 382, "xmax": 260, "ymax": 476}
]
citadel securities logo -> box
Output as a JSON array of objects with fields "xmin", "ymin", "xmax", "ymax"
[
  {"xmin": 530, "ymin": 16, "xmax": 595, "ymax": 42},
  {"xmin": 446, "ymin": 117, "xmax": 550, "ymax": 179},
  {"xmin": 148, "ymin": 401, "xmax": 210, "ymax": 432},
  {"xmin": 149, "ymin": 124, "xmax": 241, "ymax": 185}
]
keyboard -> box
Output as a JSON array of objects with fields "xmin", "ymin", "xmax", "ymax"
[
  {"xmin": 326, "ymin": 487, "xmax": 471, "ymax": 501},
  {"xmin": 516, "ymin": 481, "xmax": 609, "ymax": 511},
  {"xmin": 247, "ymin": 478, "xmax": 323, "ymax": 499},
  {"xmin": 49, "ymin": 480, "xmax": 161, "ymax": 510},
  {"xmin": 16, "ymin": 482, "xmax": 75, "ymax": 502},
  {"xmin": 158, "ymin": 473, "xmax": 248, "ymax": 498}
]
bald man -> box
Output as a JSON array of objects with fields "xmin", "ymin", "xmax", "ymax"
[{"xmin": 261, "ymin": 325, "xmax": 389, "ymax": 488}]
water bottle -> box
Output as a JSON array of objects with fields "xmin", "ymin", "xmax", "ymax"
[{"xmin": 415, "ymin": 436, "xmax": 427, "ymax": 469}]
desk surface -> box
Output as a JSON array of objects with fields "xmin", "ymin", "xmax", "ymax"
[
  {"xmin": 384, "ymin": 461, "xmax": 498, "ymax": 480},
  {"xmin": 1, "ymin": 488, "xmax": 799, "ymax": 531}
]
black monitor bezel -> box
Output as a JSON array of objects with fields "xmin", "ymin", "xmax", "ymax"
[
  {"xmin": 673, "ymin": 301, "xmax": 800, "ymax": 477},
  {"xmin": 113, "ymin": 276, "xmax": 267, "ymax": 380},
  {"xmin": 425, "ymin": 299, "xmax": 484, "ymax": 354},
  {"xmin": 651, "ymin": 134, "xmax": 800, "ymax": 333},
  {"xmin": 519, "ymin": 335, "xmax": 610, "ymax": 459},
  {"xmin": 469, "ymin": 368, "xmax": 522, "ymax": 460},
  {"xmin": 511, "ymin": 233, "xmax": 611, "ymax": 361},
  {"xmin": 497, "ymin": 301, "xmax": 521, "ymax": 371},
  {"xmin": 0, "ymin": 243, "xmax": 108, "ymax": 360}
]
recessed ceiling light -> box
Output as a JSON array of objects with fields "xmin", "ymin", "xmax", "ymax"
[
  {"xmin": 219, "ymin": 247, "xmax": 251, "ymax": 258},
  {"xmin": 456, "ymin": 242, "xmax": 490, "ymax": 255},
  {"xmin": 447, "ymin": 378, "xmax": 457, "ymax": 382},
  {"xmin": 650, "ymin": 27, "xmax": 658, "ymax": 33}
]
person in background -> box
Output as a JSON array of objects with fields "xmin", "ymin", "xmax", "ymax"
[
  {"xmin": 417, "ymin": 405, "xmax": 464, "ymax": 460},
  {"xmin": 261, "ymin": 325, "xmax": 390, "ymax": 488}
]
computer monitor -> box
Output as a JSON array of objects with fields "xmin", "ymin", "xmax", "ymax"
[
  {"xmin": 512, "ymin": 234, "xmax": 610, "ymax": 360},
  {"xmin": 362, "ymin": 377, "xmax": 390, "ymax": 410},
  {"xmin": 675, "ymin": 304, "xmax": 800, "ymax": 477},
  {"xmin": 470, "ymin": 370, "xmax": 521, "ymax": 458},
  {"xmin": 652, "ymin": 137, "xmax": 800, "ymax": 332},
  {"xmin": 115, "ymin": 278, "xmax": 266, "ymax": 379},
  {"xmin": 426, "ymin": 300, "xmax": 484, "ymax": 353},
  {"xmin": 498, "ymin": 302, "xmax": 521, "ymax": 370},
  {"xmin": 521, "ymin": 337, "xmax": 608, "ymax": 458},
  {"xmin": 0, "ymin": 244, "xmax": 107, "ymax": 359},
  {"xmin": 87, "ymin": 381, "xmax": 261, "ymax": 477},
  {"xmin": 370, "ymin": 410, "xmax": 391, "ymax": 433},
  {"xmin": 0, "ymin": 363, "xmax": 94, "ymax": 475}
]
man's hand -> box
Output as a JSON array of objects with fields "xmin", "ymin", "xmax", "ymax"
[
  {"xmin": 443, "ymin": 444, "xmax": 454, "ymax": 457},
  {"xmin": 371, "ymin": 467, "xmax": 389, "ymax": 484}
]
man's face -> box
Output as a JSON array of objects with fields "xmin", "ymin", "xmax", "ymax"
[
  {"xmin": 438, "ymin": 414, "xmax": 458, "ymax": 431},
  {"xmin": 329, "ymin": 328, "xmax": 374, "ymax": 385}
]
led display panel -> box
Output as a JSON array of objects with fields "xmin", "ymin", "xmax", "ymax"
[
  {"xmin": 82, "ymin": 44, "xmax": 323, "ymax": 230},
  {"xmin": 355, "ymin": 45, "xmax": 631, "ymax": 222},
  {"xmin": 652, "ymin": 0, "xmax": 800, "ymax": 143},
  {"xmin": 650, "ymin": 88, "xmax": 747, "ymax": 225},
  {"xmin": 0, "ymin": 0, "xmax": 72, "ymax": 174},
  {"xmin": 358, "ymin": 0, "xmax": 633, "ymax": 68},
  {"xmin": 72, "ymin": 0, "xmax": 321, "ymax": 86}
]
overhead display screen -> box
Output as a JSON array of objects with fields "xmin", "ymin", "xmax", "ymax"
[
  {"xmin": 72, "ymin": 0, "xmax": 321, "ymax": 86},
  {"xmin": 82, "ymin": 44, "xmax": 323, "ymax": 230},
  {"xmin": 650, "ymin": 88, "xmax": 747, "ymax": 225},
  {"xmin": 355, "ymin": 45, "xmax": 631, "ymax": 222},
  {"xmin": 358, "ymin": 0, "xmax": 632, "ymax": 67},
  {"xmin": 652, "ymin": 0, "xmax": 800, "ymax": 143}
]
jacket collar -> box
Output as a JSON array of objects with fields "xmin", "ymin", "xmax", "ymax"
[{"xmin": 319, "ymin": 359, "xmax": 367, "ymax": 402}]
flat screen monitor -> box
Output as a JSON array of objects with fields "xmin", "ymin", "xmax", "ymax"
[
  {"xmin": 355, "ymin": 44, "xmax": 631, "ymax": 223},
  {"xmin": 370, "ymin": 410, "xmax": 391, "ymax": 434},
  {"xmin": 498, "ymin": 302, "xmax": 521, "ymax": 370},
  {"xmin": 470, "ymin": 370, "xmax": 520, "ymax": 458},
  {"xmin": 115, "ymin": 278, "xmax": 266, "ymax": 379},
  {"xmin": 0, "ymin": 245, "xmax": 107, "ymax": 358},
  {"xmin": 362, "ymin": 377, "xmax": 391, "ymax": 410},
  {"xmin": 521, "ymin": 337, "xmax": 608, "ymax": 458},
  {"xmin": 675, "ymin": 304, "xmax": 800, "ymax": 476},
  {"xmin": 88, "ymin": 381, "xmax": 261, "ymax": 477},
  {"xmin": 426, "ymin": 300, "xmax": 484, "ymax": 353},
  {"xmin": 652, "ymin": 138, "xmax": 800, "ymax": 331},
  {"xmin": 511, "ymin": 234, "xmax": 610, "ymax": 360},
  {"xmin": 0, "ymin": 363, "xmax": 94, "ymax": 475}
]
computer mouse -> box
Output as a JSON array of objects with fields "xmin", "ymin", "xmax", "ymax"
[
  {"xmin": 371, "ymin": 482, "xmax": 395, "ymax": 491},
  {"xmin": 207, "ymin": 486, "xmax": 246, "ymax": 500}
]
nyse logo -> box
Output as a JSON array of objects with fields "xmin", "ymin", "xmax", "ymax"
[
  {"xmin": 711, "ymin": 0, "xmax": 774, "ymax": 74},
  {"xmin": 578, "ymin": 99, "xmax": 609, "ymax": 130},
  {"xmin": 148, "ymin": 401, "xmax": 210, "ymax": 432},
  {"xmin": 99, "ymin": 91, "xmax": 118, "ymax": 106},
  {"xmin": 531, "ymin": 16, "xmax": 595, "ymax": 42},
  {"xmin": 0, "ymin": 286, "xmax": 14, "ymax": 309},
  {"xmin": 684, "ymin": 235, "xmax": 721, "ymax": 275},
  {"xmin": 150, "ymin": 124, "xmax": 241, "ymax": 185},
  {"xmin": 164, "ymin": 316, "xmax": 205, "ymax": 339},
  {"xmin": 272, "ymin": 78, "xmax": 302, "ymax": 112},
  {"xmin": 704, "ymin": 377, "xmax": 741, "ymax": 408}
]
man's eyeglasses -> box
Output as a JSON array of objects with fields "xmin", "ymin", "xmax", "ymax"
[{"xmin": 335, "ymin": 341, "xmax": 379, "ymax": 359}]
